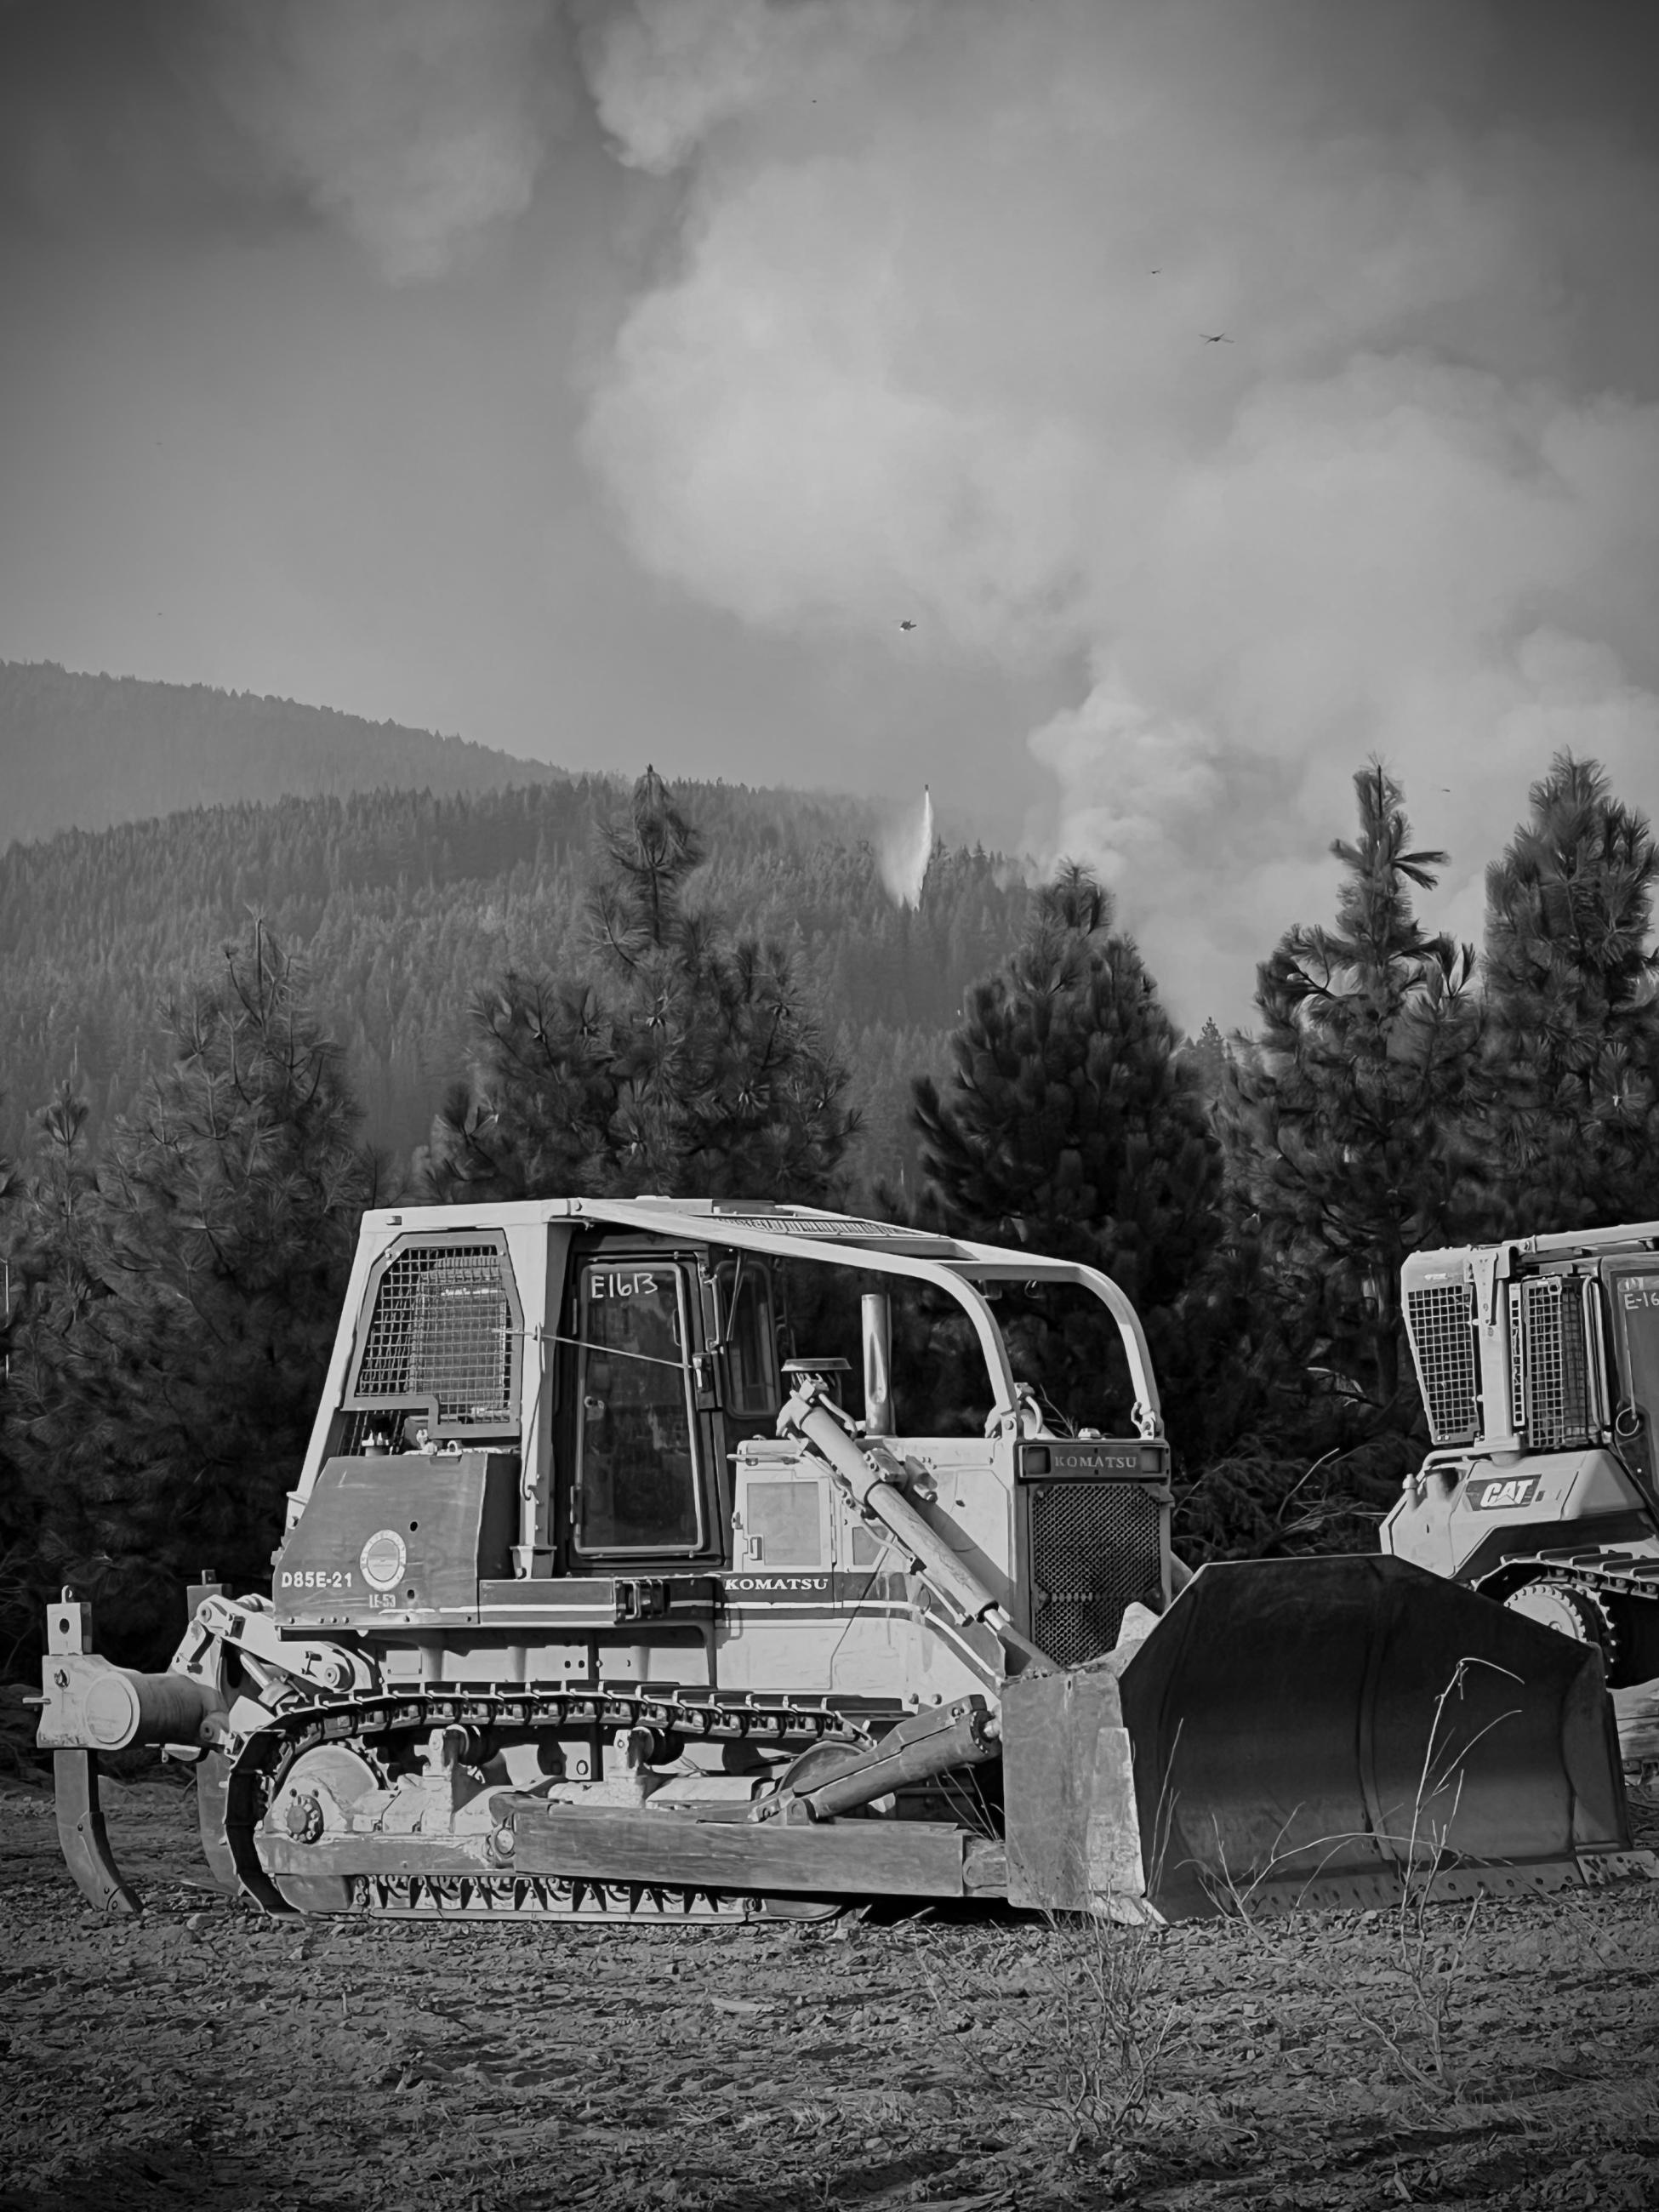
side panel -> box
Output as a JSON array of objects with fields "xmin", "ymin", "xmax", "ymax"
[
  {"xmin": 718, "ymin": 1443, "xmax": 840, "ymax": 1694},
  {"xmin": 1384, "ymin": 1448, "xmax": 1651, "ymax": 1582},
  {"xmin": 717, "ymin": 1440, "xmax": 997, "ymax": 1704},
  {"xmin": 826, "ymin": 1509, "xmax": 925, "ymax": 1700},
  {"xmin": 829, "ymin": 1438, "xmax": 1012, "ymax": 1701},
  {"xmin": 274, "ymin": 1452, "xmax": 517, "ymax": 1629}
]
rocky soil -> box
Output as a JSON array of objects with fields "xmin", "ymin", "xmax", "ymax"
[{"xmin": 1, "ymin": 1770, "xmax": 1656, "ymax": 2211}]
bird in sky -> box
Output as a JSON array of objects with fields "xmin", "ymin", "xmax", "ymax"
[
  {"xmin": 1201, "ymin": 332, "xmax": 1232, "ymax": 344},
  {"xmin": 898, "ymin": 619, "xmax": 916, "ymax": 632}
]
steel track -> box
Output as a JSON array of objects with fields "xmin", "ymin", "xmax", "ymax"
[
  {"xmin": 1483, "ymin": 1549, "xmax": 1659, "ymax": 1605},
  {"xmin": 220, "ymin": 1684, "xmax": 881, "ymax": 1922}
]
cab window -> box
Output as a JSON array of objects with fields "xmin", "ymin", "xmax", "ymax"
[
  {"xmin": 573, "ymin": 1263, "xmax": 704, "ymax": 1554},
  {"xmin": 715, "ymin": 1259, "xmax": 780, "ymax": 1421}
]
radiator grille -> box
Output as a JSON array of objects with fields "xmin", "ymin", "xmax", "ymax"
[
  {"xmin": 1027, "ymin": 1481, "xmax": 1164, "ymax": 1667},
  {"xmin": 1510, "ymin": 1292, "xmax": 1526, "ymax": 1437},
  {"xmin": 1405, "ymin": 1280, "xmax": 1477, "ymax": 1444},
  {"xmin": 351, "ymin": 1242, "xmax": 517, "ymax": 1426},
  {"xmin": 1514, "ymin": 1277, "xmax": 1593, "ymax": 1451}
]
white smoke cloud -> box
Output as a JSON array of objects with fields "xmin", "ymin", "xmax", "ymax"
[
  {"xmin": 581, "ymin": 0, "xmax": 921, "ymax": 175},
  {"xmin": 204, "ymin": 0, "xmax": 564, "ymax": 283},
  {"xmin": 877, "ymin": 784, "xmax": 933, "ymax": 907},
  {"xmin": 576, "ymin": 0, "xmax": 1659, "ymax": 1023}
]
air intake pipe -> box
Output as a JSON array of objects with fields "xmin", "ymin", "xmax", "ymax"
[{"xmin": 861, "ymin": 1291, "xmax": 894, "ymax": 1436}]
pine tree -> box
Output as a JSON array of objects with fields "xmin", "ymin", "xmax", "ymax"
[
  {"xmin": 419, "ymin": 768, "xmax": 859, "ymax": 1204},
  {"xmin": 1220, "ymin": 763, "xmax": 1482, "ymax": 1428},
  {"xmin": 0, "ymin": 1087, "xmax": 108, "ymax": 1669},
  {"xmin": 0, "ymin": 1126, "xmax": 28, "ymax": 1677},
  {"xmin": 1185, "ymin": 1016, "xmax": 1230, "ymax": 1101},
  {"xmin": 1479, "ymin": 752, "xmax": 1659, "ymax": 1235},
  {"xmin": 911, "ymin": 864, "xmax": 1224, "ymax": 1443},
  {"xmin": 7, "ymin": 930, "xmax": 378, "ymax": 1662}
]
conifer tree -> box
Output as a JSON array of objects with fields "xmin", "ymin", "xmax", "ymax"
[
  {"xmin": 7, "ymin": 932, "xmax": 377, "ymax": 1662},
  {"xmin": 1220, "ymin": 763, "xmax": 1482, "ymax": 1428},
  {"xmin": 0, "ymin": 1088, "xmax": 108, "ymax": 1667},
  {"xmin": 419, "ymin": 768, "xmax": 858, "ymax": 1204},
  {"xmin": 1479, "ymin": 752, "xmax": 1659, "ymax": 1235},
  {"xmin": 1184, "ymin": 1016, "xmax": 1231, "ymax": 1103},
  {"xmin": 0, "ymin": 1131, "xmax": 28, "ymax": 1674},
  {"xmin": 911, "ymin": 864, "xmax": 1223, "ymax": 1440}
]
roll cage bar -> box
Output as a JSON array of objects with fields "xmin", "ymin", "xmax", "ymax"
[{"xmin": 404, "ymin": 1197, "xmax": 1164, "ymax": 1442}]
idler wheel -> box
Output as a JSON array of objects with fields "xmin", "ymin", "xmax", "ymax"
[{"xmin": 262, "ymin": 1743, "xmax": 385, "ymax": 1915}]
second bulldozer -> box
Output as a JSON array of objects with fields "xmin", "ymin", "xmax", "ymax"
[
  {"xmin": 37, "ymin": 1199, "xmax": 1648, "ymax": 1924},
  {"xmin": 1388, "ymin": 1217, "xmax": 1659, "ymax": 1777}
]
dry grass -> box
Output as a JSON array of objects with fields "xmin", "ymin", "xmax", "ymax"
[{"xmin": 921, "ymin": 1900, "xmax": 1185, "ymax": 2160}]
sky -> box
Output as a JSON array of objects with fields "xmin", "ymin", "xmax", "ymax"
[{"xmin": 3, "ymin": 0, "xmax": 1658, "ymax": 1029}]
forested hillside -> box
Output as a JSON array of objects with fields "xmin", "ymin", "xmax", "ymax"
[
  {"xmin": 6, "ymin": 746, "xmax": 1657, "ymax": 1673},
  {"xmin": 0, "ymin": 661, "xmax": 567, "ymax": 847},
  {"xmin": 0, "ymin": 778, "xmax": 1031, "ymax": 1194}
]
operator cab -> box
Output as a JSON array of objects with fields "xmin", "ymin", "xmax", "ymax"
[{"xmin": 555, "ymin": 1237, "xmax": 784, "ymax": 1571}]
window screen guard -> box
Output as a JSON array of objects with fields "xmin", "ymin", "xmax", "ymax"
[{"xmin": 346, "ymin": 1235, "xmax": 522, "ymax": 1434}]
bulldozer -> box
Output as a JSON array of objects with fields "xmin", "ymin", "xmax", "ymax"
[
  {"xmin": 36, "ymin": 1197, "xmax": 1650, "ymax": 1924},
  {"xmin": 1388, "ymin": 1217, "xmax": 1659, "ymax": 1778}
]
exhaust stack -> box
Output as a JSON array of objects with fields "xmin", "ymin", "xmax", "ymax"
[{"xmin": 862, "ymin": 1292, "xmax": 894, "ymax": 1435}]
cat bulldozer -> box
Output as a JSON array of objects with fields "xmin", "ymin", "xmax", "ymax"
[
  {"xmin": 37, "ymin": 1199, "xmax": 1648, "ymax": 1924},
  {"xmin": 1388, "ymin": 1218, "xmax": 1659, "ymax": 1779}
]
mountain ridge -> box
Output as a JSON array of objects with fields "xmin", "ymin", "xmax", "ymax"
[{"xmin": 0, "ymin": 659, "xmax": 569, "ymax": 848}]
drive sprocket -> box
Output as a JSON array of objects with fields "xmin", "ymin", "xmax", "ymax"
[{"xmin": 1501, "ymin": 1576, "xmax": 1617, "ymax": 1660}]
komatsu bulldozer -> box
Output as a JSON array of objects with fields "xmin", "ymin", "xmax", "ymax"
[
  {"xmin": 1388, "ymin": 1218, "xmax": 1659, "ymax": 1777},
  {"xmin": 37, "ymin": 1199, "xmax": 1649, "ymax": 1924}
]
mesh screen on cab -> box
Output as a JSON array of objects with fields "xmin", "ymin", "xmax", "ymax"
[
  {"xmin": 1405, "ymin": 1280, "xmax": 1477, "ymax": 1444},
  {"xmin": 351, "ymin": 1242, "xmax": 517, "ymax": 1426}
]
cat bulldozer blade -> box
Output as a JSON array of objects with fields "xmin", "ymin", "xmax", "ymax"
[
  {"xmin": 1388, "ymin": 1219, "xmax": 1659, "ymax": 1782},
  {"xmin": 37, "ymin": 1199, "xmax": 1650, "ymax": 1926}
]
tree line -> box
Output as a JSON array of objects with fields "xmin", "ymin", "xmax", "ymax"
[
  {"xmin": 3, "ymin": 750, "xmax": 1656, "ymax": 1676},
  {"xmin": 0, "ymin": 777, "xmax": 1026, "ymax": 1195}
]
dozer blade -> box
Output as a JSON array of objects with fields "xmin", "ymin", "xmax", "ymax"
[{"xmin": 1114, "ymin": 1554, "xmax": 1637, "ymax": 1918}]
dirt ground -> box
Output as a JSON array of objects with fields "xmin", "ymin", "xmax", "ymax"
[{"xmin": 1, "ymin": 1769, "xmax": 1656, "ymax": 2212}]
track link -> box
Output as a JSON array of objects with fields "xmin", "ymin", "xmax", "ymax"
[
  {"xmin": 222, "ymin": 1686, "xmax": 877, "ymax": 1919},
  {"xmin": 1481, "ymin": 1548, "xmax": 1659, "ymax": 1602}
]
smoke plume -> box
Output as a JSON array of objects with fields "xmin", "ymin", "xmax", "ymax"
[
  {"xmin": 202, "ymin": 0, "xmax": 565, "ymax": 283},
  {"xmin": 877, "ymin": 784, "xmax": 933, "ymax": 908},
  {"xmin": 577, "ymin": 0, "xmax": 1659, "ymax": 1022}
]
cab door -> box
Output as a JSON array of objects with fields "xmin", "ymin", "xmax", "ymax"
[
  {"xmin": 570, "ymin": 1257, "xmax": 710, "ymax": 1558},
  {"xmin": 1601, "ymin": 1259, "xmax": 1659, "ymax": 1508}
]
